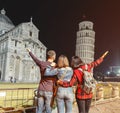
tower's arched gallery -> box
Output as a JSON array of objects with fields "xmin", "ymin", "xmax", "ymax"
[{"xmin": 76, "ymin": 20, "xmax": 95, "ymax": 64}]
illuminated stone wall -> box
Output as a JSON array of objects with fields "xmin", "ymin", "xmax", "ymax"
[{"xmin": 0, "ymin": 9, "xmax": 46, "ymax": 83}]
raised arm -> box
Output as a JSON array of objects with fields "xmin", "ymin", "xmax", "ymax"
[
  {"xmin": 26, "ymin": 48, "xmax": 43, "ymax": 66},
  {"xmin": 89, "ymin": 51, "xmax": 109, "ymax": 68}
]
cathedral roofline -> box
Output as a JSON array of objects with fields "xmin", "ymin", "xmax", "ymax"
[
  {"xmin": 20, "ymin": 22, "xmax": 39, "ymax": 31},
  {"xmin": 0, "ymin": 21, "xmax": 39, "ymax": 36}
]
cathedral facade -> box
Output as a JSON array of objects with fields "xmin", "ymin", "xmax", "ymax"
[
  {"xmin": 0, "ymin": 9, "xmax": 46, "ymax": 83},
  {"xmin": 76, "ymin": 20, "xmax": 95, "ymax": 63}
]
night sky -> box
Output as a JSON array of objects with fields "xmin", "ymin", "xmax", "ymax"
[{"xmin": 1, "ymin": 0, "xmax": 120, "ymax": 73}]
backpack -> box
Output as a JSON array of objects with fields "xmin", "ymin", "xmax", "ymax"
[{"xmin": 78, "ymin": 65, "xmax": 97, "ymax": 94}]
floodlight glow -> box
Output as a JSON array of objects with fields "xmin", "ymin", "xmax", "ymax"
[
  {"xmin": 118, "ymin": 69, "xmax": 120, "ymax": 73},
  {"xmin": 107, "ymin": 71, "xmax": 110, "ymax": 75}
]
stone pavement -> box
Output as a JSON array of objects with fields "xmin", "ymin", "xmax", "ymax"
[
  {"xmin": 89, "ymin": 98, "xmax": 120, "ymax": 113},
  {"xmin": 52, "ymin": 98, "xmax": 120, "ymax": 113}
]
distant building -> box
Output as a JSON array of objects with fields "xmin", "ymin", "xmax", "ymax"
[
  {"xmin": 109, "ymin": 66, "xmax": 120, "ymax": 76},
  {"xmin": 0, "ymin": 9, "xmax": 47, "ymax": 82},
  {"xmin": 75, "ymin": 20, "xmax": 95, "ymax": 63}
]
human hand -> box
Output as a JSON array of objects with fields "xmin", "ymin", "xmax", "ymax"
[
  {"xmin": 57, "ymin": 80, "xmax": 63, "ymax": 85},
  {"xmin": 26, "ymin": 48, "xmax": 31, "ymax": 52},
  {"xmin": 101, "ymin": 51, "xmax": 109, "ymax": 58},
  {"xmin": 50, "ymin": 62, "xmax": 56, "ymax": 67}
]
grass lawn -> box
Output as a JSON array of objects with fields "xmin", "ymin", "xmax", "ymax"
[{"xmin": 0, "ymin": 83, "xmax": 38, "ymax": 89}]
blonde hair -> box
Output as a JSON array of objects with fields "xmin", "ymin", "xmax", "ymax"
[{"xmin": 57, "ymin": 55, "xmax": 69, "ymax": 68}]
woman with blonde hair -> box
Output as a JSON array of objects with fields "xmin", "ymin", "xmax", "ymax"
[{"xmin": 44, "ymin": 55, "xmax": 74, "ymax": 113}]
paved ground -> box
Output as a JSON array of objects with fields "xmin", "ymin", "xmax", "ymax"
[
  {"xmin": 1, "ymin": 98, "xmax": 120, "ymax": 113},
  {"xmin": 89, "ymin": 98, "xmax": 120, "ymax": 113},
  {"xmin": 52, "ymin": 98, "xmax": 120, "ymax": 113}
]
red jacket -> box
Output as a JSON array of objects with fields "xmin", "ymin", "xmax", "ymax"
[{"xmin": 59, "ymin": 57, "xmax": 103, "ymax": 99}]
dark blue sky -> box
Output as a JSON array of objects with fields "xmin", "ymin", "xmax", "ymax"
[{"xmin": 1, "ymin": 0, "xmax": 120, "ymax": 73}]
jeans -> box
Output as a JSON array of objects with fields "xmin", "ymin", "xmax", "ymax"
[
  {"xmin": 36, "ymin": 91, "xmax": 53, "ymax": 113},
  {"xmin": 76, "ymin": 98, "xmax": 92, "ymax": 113},
  {"xmin": 56, "ymin": 87, "xmax": 73, "ymax": 113}
]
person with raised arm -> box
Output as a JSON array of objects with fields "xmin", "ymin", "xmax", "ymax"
[{"xmin": 26, "ymin": 48, "xmax": 57, "ymax": 113}]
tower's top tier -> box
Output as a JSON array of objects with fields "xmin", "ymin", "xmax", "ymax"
[{"xmin": 79, "ymin": 21, "xmax": 93, "ymax": 30}]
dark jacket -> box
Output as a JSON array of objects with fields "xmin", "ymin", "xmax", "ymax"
[{"xmin": 29, "ymin": 52, "xmax": 57, "ymax": 92}]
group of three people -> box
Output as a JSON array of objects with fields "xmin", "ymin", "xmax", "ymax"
[{"xmin": 27, "ymin": 48, "xmax": 108, "ymax": 113}]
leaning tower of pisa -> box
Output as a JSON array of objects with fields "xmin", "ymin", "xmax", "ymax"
[{"xmin": 75, "ymin": 21, "xmax": 95, "ymax": 63}]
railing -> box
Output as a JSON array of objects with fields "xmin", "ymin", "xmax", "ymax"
[
  {"xmin": 0, "ymin": 82, "xmax": 120, "ymax": 113},
  {"xmin": 71, "ymin": 83, "xmax": 120, "ymax": 113},
  {"xmin": 0, "ymin": 88, "xmax": 36, "ymax": 113},
  {"xmin": 72, "ymin": 82, "xmax": 120, "ymax": 106}
]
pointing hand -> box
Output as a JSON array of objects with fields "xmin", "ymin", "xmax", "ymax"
[
  {"xmin": 26, "ymin": 48, "xmax": 31, "ymax": 52},
  {"xmin": 101, "ymin": 51, "xmax": 109, "ymax": 58}
]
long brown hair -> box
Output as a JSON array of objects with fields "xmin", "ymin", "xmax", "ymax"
[
  {"xmin": 71, "ymin": 56, "xmax": 84, "ymax": 69},
  {"xmin": 57, "ymin": 55, "xmax": 69, "ymax": 68}
]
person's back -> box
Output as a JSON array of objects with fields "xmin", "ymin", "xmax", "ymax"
[
  {"xmin": 57, "ymin": 67, "xmax": 73, "ymax": 113},
  {"xmin": 27, "ymin": 49, "xmax": 57, "ymax": 113},
  {"xmin": 44, "ymin": 55, "xmax": 74, "ymax": 113}
]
